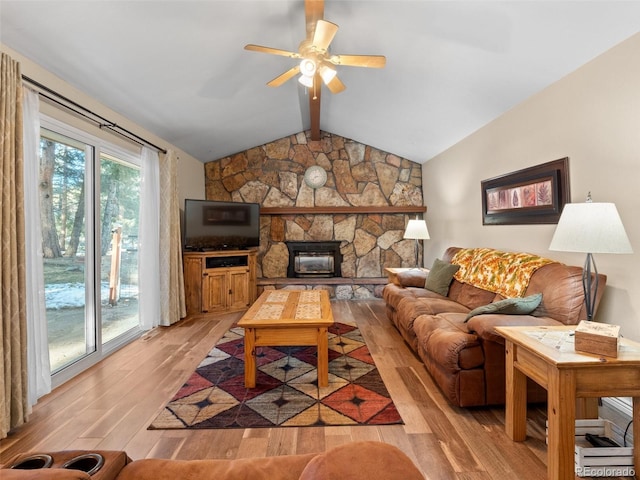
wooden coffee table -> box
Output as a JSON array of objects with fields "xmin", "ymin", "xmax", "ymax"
[{"xmin": 238, "ymin": 289, "xmax": 334, "ymax": 388}]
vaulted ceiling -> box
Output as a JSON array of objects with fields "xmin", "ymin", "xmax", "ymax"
[{"xmin": 2, "ymin": 1, "xmax": 639, "ymax": 164}]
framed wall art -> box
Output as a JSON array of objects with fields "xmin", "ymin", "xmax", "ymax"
[{"xmin": 481, "ymin": 157, "xmax": 570, "ymax": 225}]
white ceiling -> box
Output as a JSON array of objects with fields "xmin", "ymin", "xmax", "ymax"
[{"xmin": 1, "ymin": 1, "xmax": 639, "ymax": 164}]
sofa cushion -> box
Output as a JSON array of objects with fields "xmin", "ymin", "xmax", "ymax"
[
  {"xmin": 447, "ymin": 281, "xmax": 498, "ymax": 310},
  {"xmin": 299, "ymin": 441, "xmax": 424, "ymax": 480},
  {"xmin": 115, "ymin": 443, "xmax": 423, "ymax": 480},
  {"xmin": 394, "ymin": 296, "xmax": 470, "ymax": 351},
  {"xmin": 424, "ymin": 258, "xmax": 459, "ymax": 295},
  {"xmin": 413, "ymin": 313, "xmax": 484, "ymax": 371},
  {"xmin": 525, "ymin": 263, "xmax": 586, "ymax": 324},
  {"xmin": 383, "ymin": 283, "xmax": 435, "ymax": 310},
  {"xmin": 116, "ymin": 454, "xmax": 316, "ymax": 480},
  {"xmin": 467, "ymin": 314, "xmax": 564, "ymax": 344},
  {"xmin": 396, "ymin": 296, "xmax": 468, "ymax": 329},
  {"xmin": 465, "ymin": 293, "xmax": 543, "ymax": 322}
]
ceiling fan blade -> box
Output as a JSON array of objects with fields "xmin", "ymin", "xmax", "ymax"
[
  {"xmin": 312, "ymin": 19, "xmax": 338, "ymax": 51},
  {"xmin": 330, "ymin": 54, "xmax": 386, "ymax": 68},
  {"xmin": 305, "ymin": 0, "xmax": 324, "ymax": 38},
  {"xmin": 325, "ymin": 74, "xmax": 346, "ymax": 94},
  {"xmin": 267, "ymin": 65, "xmax": 301, "ymax": 87},
  {"xmin": 245, "ymin": 44, "xmax": 300, "ymax": 59}
]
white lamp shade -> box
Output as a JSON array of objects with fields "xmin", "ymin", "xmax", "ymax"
[
  {"xmin": 549, "ymin": 202, "xmax": 633, "ymax": 254},
  {"xmin": 403, "ymin": 219, "xmax": 430, "ymax": 240}
]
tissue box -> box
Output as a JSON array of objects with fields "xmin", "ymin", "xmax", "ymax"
[{"xmin": 574, "ymin": 321, "xmax": 619, "ymax": 358}]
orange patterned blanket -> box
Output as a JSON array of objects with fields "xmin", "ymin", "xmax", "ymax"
[{"xmin": 451, "ymin": 248, "xmax": 557, "ymax": 298}]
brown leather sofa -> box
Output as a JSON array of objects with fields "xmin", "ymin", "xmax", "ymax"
[
  {"xmin": 1, "ymin": 442, "xmax": 424, "ymax": 480},
  {"xmin": 383, "ymin": 246, "xmax": 606, "ymax": 407}
]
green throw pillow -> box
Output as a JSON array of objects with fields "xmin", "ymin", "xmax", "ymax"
[
  {"xmin": 425, "ymin": 258, "xmax": 460, "ymax": 296},
  {"xmin": 464, "ymin": 293, "xmax": 543, "ymax": 322}
]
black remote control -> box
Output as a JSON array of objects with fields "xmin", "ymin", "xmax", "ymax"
[{"xmin": 585, "ymin": 433, "xmax": 620, "ymax": 448}]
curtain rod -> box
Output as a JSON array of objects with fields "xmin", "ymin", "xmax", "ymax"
[{"xmin": 22, "ymin": 75, "xmax": 168, "ymax": 154}]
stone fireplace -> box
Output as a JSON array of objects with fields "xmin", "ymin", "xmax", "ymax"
[
  {"xmin": 204, "ymin": 131, "xmax": 425, "ymax": 299},
  {"xmin": 286, "ymin": 241, "xmax": 342, "ymax": 278}
]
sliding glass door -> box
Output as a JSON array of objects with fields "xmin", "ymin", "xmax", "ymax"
[
  {"xmin": 40, "ymin": 124, "xmax": 142, "ymax": 375},
  {"xmin": 41, "ymin": 129, "xmax": 94, "ymax": 372},
  {"xmin": 99, "ymin": 153, "xmax": 141, "ymax": 344}
]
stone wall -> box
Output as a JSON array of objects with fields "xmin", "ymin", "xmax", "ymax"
[{"xmin": 204, "ymin": 131, "xmax": 424, "ymax": 298}]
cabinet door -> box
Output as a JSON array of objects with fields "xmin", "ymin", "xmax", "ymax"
[
  {"xmin": 202, "ymin": 270, "xmax": 227, "ymax": 312},
  {"xmin": 228, "ymin": 269, "xmax": 250, "ymax": 310},
  {"xmin": 183, "ymin": 255, "xmax": 203, "ymax": 315}
]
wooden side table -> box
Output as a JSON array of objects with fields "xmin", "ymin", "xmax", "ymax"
[{"xmin": 495, "ymin": 325, "xmax": 640, "ymax": 480}]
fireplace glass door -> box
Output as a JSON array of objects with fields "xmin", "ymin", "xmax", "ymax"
[{"xmin": 294, "ymin": 252, "xmax": 335, "ymax": 277}]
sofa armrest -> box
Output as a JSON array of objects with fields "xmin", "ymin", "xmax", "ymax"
[
  {"xmin": 395, "ymin": 270, "xmax": 428, "ymax": 288},
  {"xmin": 466, "ymin": 314, "xmax": 564, "ymax": 345}
]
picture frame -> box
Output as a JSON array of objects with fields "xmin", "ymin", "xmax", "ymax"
[{"xmin": 481, "ymin": 157, "xmax": 570, "ymax": 225}]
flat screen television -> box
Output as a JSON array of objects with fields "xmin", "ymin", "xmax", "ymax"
[{"xmin": 183, "ymin": 199, "xmax": 260, "ymax": 251}]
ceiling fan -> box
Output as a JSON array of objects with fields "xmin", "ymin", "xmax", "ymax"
[{"xmin": 244, "ymin": 0, "xmax": 386, "ymax": 140}]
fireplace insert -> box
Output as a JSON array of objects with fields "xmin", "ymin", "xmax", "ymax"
[{"xmin": 285, "ymin": 241, "xmax": 342, "ymax": 278}]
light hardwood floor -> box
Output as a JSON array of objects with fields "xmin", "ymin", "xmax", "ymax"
[{"xmin": 0, "ymin": 299, "xmax": 622, "ymax": 479}]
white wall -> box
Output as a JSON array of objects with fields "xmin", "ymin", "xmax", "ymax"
[
  {"xmin": 1, "ymin": 44, "xmax": 205, "ymax": 203},
  {"xmin": 423, "ymin": 32, "xmax": 640, "ymax": 341}
]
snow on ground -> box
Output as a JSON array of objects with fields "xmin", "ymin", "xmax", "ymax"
[{"xmin": 45, "ymin": 283, "xmax": 138, "ymax": 309}]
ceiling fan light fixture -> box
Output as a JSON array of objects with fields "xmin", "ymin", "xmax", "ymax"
[
  {"xmin": 298, "ymin": 74, "xmax": 314, "ymax": 88},
  {"xmin": 299, "ymin": 58, "xmax": 317, "ymax": 77},
  {"xmin": 319, "ymin": 64, "xmax": 337, "ymax": 84},
  {"xmin": 245, "ymin": 0, "xmax": 386, "ymax": 139}
]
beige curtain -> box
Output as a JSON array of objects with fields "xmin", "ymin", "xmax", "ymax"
[
  {"xmin": 159, "ymin": 149, "xmax": 186, "ymax": 325},
  {"xmin": 1, "ymin": 52, "xmax": 30, "ymax": 438}
]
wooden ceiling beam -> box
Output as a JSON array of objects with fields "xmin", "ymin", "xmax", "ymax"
[{"xmin": 305, "ymin": 0, "xmax": 324, "ymax": 38}]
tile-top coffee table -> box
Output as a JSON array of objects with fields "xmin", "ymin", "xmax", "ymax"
[{"xmin": 238, "ymin": 289, "xmax": 334, "ymax": 388}]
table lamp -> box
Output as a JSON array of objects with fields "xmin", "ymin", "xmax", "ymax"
[
  {"xmin": 403, "ymin": 218, "xmax": 430, "ymax": 268},
  {"xmin": 549, "ymin": 193, "xmax": 632, "ymax": 320}
]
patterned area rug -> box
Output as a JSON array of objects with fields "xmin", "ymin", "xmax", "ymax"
[{"xmin": 149, "ymin": 321, "xmax": 403, "ymax": 429}]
